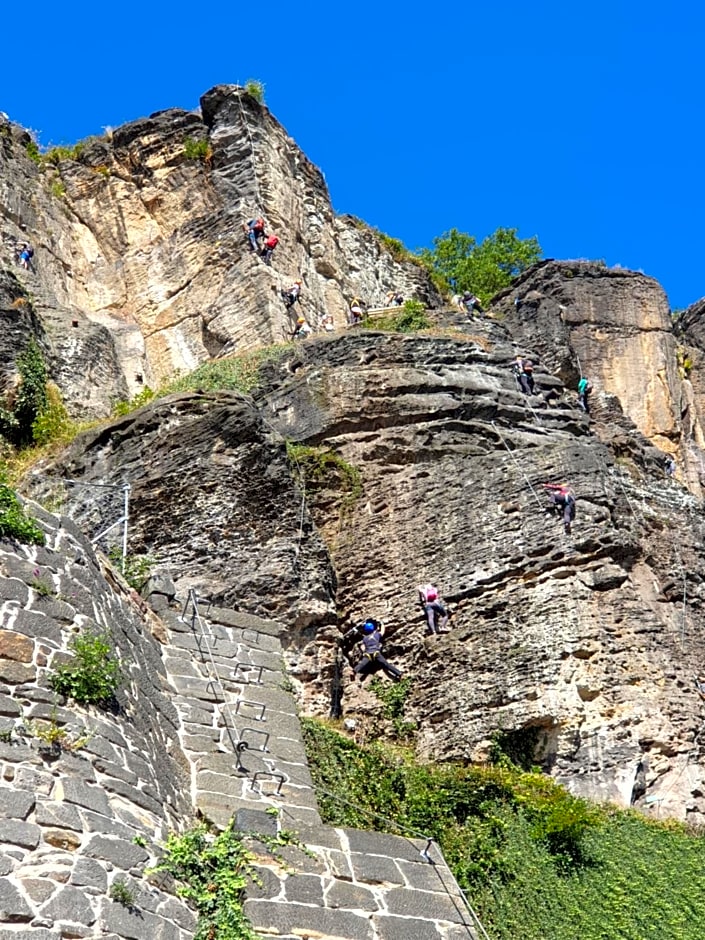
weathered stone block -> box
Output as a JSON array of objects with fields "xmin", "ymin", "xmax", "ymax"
[
  {"xmin": 384, "ymin": 886, "xmax": 469, "ymax": 923},
  {"xmin": 100, "ymin": 900, "xmax": 161, "ymax": 940},
  {"xmin": 234, "ymin": 808, "xmax": 278, "ymax": 836},
  {"xmin": 54, "ymin": 778, "xmax": 111, "ymax": 815},
  {"xmin": 0, "ymin": 631, "xmax": 33, "ymax": 664},
  {"xmin": 0, "ymin": 696, "xmax": 21, "ymax": 718},
  {"xmin": 397, "ymin": 859, "xmax": 463, "ymax": 894},
  {"xmin": 41, "ymin": 885, "xmax": 96, "ymax": 925},
  {"xmin": 282, "ymin": 873, "xmax": 324, "ymax": 905},
  {"xmin": 325, "ymin": 879, "xmax": 378, "ymax": 911},
  {"xmin": 0, "ymin": 577, "xmax": 30, "ymax": 607},
  {"xmin": 0, "ymin": 788, "xmax": 35, "ymax": 820},
  {"xmin": 85, "ymin": 835, "xmax": 149, "ymax": 870},
  {"xmin": 70, "ymin": 857, "xmax": 108, "ymax": 891},
  {"xmin": 0, "ymin": 820, "xmax": 41, "ymax": 849},
  {"xmin": 44, "ymin": 828, "xmax": 81, "ymax": 851},
  {"xmin": 0, "ymin": 877, "xmax": 32, "ymax": 920},
  {"xmin": 11, "ymin": 609, "xmax": 62, "ymax": 646},
  {"xmin": 0, "ymin": 661, "xmax": 35, "ymax": 685},
  {"xmin": 23, "ymin": 877, "xmax": 57, "ymax": 903},
  {"xmin": 244, "ymin": 898, "xmax": 373, "ymax": 939},
  {"xmin": 349, "ymin": 853, "xmax": 404, "ymax": 885},
  {"xmin": 373, "ymin": 914, "xmax": 444, "ymax": 939}
]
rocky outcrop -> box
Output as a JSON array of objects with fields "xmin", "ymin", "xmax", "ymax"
[
  {"xmin": 490, "ymin": 261, "xmax": 705, "ymax": 498},
  {"xmin": 26, "ymin": 312, "xmax": 705, "ymax": 823},
  {"xmin": 0, "ymin": 87, "xmax": 440, "ymax": 417},
  {"xmin": 252, "ymin": 324, "xmax": 705, "ymax": 820}
]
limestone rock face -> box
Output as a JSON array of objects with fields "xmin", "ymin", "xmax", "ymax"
[
  {"xmin": 26, "ymin": 390, "xmax": 337, "ymax": 631},
  {"xmin": 252, "ymin": 325, "xmax": 705, "ymax": 821},
  {"xmin": 0, "ymin": 87, "xmax": 440, "ymax": 417},
  {"xmin": 30, "ymin": 316, "xmax": 705, "ymax": 823},
  {"xmin": 489, "ymin": 261, "xmax": 705, "ymax": 500}
]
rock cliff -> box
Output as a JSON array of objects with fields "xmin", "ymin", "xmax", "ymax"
[
  {"xmin": 3, "ymin": 82, "xmax": 705, "ymax": 939},
  {"xmin": 0, "ymin": 88, "xmax": 439, "ymax": 417}
]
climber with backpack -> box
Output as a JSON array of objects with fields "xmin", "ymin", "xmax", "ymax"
[
  {"xmin": 417, "ymin": 583, "xmax": 449, "ymax": 635},
  {"xmin": 543, "ymin": 482, "xmax": 576, "ymax": 535},
  {"xmin": 261, "ymin": 234, "xmax": 279, "ymax": 265},
  {"xmin": 293, "ymin": 316, "xmax": 312, "ymax": 340},
  {"xmin": 512, "ymin": 356, "xmax": 535, "ymax": 395},
  {"xmin": 281, "ymin": 280, "xmax": 302, "ymax": 309},
  {"xmin": 577, "ymin": 377, "xmax": 593, "ymax": 414},
  {"xmin": 461, "ymin": 292, "xmax": 484, "ymax": 317},
  {"xmin": 353, "ymin": 619, "xmax": 403, "ymax": 682},
  {"xmin": 244, "ymin": 217, "xmax": 266, "ymax": 252}
]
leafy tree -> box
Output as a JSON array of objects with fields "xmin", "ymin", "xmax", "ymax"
[{"xmin": 421, "ymin": 226, "xmax": 543, "ymax": 305}]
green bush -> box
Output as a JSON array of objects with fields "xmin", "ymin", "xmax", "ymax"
[
  {"xmin": 112, "ymin": 386, "xmax": 156, "ymax": 417},
  {"xmin": 109, "ymin": 879, "xmax": 135, "ymax": 907},
  {"xmin": 25, "ymin": 140, "xmax": 42, "ymax": 165},
  {"xmin": 31, "ymin": 383, "xmax": 73, "ymax": 446},
  {"xmin": 0, "ymin": 482, "xmax": 45, "ymax": 545},
  {"xmin": 150, "ymin": 822, "xmax": 259, "ymax": 940},
  {"xmin": 244, "ymin": 79, "xmax": 265, "ymax": 103},
  {"xmin": 14, "ymin": 338, "xmax": 48, "ymax": 447},
  {"xmin": 108, "ymin": 546, "xmax": 154, "ymax": 591},
  {"xmin": 302, "ymin": 719, "xmax": 705, "ymax": 939},
  {"xmin": 49, "ymin": 630, "xmax": 122, "ymax": 706},
  {"xmin": 369, "ymin": 299, "xmax": 430, "ymax": 333},
  {"xmin": 183, "ymin": 137, "xmax": 211, "ymax": 161}
]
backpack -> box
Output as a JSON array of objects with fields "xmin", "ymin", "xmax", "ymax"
[
  {"xmin": 424, "ymin": 586, "xmax": 438, "ymax": 602},
  {"xmin": 266, "ymin": 236, "xmax": 278, "ymax": 248},
  {"xmin": 522, "ymin": 360, "xmax": 534, "ymax": 372}
]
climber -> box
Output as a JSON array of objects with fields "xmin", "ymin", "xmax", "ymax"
[
  {"xmin": 695, "ymin": 676, "xmax": 705, "ymax": 702},
  {"xmin": 321, "ymin": 313, "xmax": 335, "ymax": 333},
  {"xmin": 386, "ymin": 291, "xmax": 404, "ymax": 307},
  {"xmin": 417, "ymin": 583, "xmax": 449, "ymax": 635},
  {"xmin": 261, "ymin": 234, "xmax": 279, "ymax": 265},
  {"xmin": 18, "ymin": 243, "xmax": 34, "ymax": 272},
  {"xmin": 461, "ymin": 291, "xmax": 483, "ymax": 317},
  {"xmin": 512, "ymin": 356, "xmax": 535, "ymax": 395},
  {"xmin": 244, "ymin": 217, "xmax": 266, "ymax": 252},
  {"xmin": 665, "ymin": 456, "xmax": 676, "ymax": 478},
  {"xmin": 349, "ymin": 297, "xmax": 365, "ymax": 325},
  {"xmin": 353, "ymin": 619, "xmax": 402, "ymax": 682},
  {"xmin": 577, "ymin": 377, "xmax": 593, "ymax": 414},
  {"xmin": 543, "ymin": 482, "xmax": 576, "ymax": 535},
  {"xmin": 293, "ymin": 316, "xmax": 312, "ymax": 340},
  {"xmin": 281, "ymin": 280, "xmax": 302, "ymax": 309}
]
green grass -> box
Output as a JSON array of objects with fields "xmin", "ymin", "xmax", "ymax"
[{"xmin": 301, "ymin": 719, "xmax": 705, "ymax": 940}]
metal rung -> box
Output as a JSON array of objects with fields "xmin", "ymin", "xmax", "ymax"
[
  {"xmin": 241, "ymin": 727, "xmax": 269, "ymax": 751},
  {"xmin": 234, "ymin": 700, "xmax": 266, "ymax": 721},
  {"xmin": 250, "ymin": 771, "xmax": 285, "ymax": 795},
  {"xmin": 231, "ymin": 663, "xmax": 264, "ymax": 685}
]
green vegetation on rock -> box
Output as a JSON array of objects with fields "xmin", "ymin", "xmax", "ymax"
[
  {"xmin": 301, "ymin": 718, "xmax": 705, "ymax": 940},
  {"xmin": 368, "ymin": 298, "xmax": 430, "ymax": 333},
  {"xmin": 244, "ymin": 79, "xmax": 265, "ymax": 104},
  {"xmin": 150, "ymin": 820, "xmax": 301, "ymax": 940},
  {"xmin": 286, "ymin": 442, "xmax": 362, "ymax": 506},
  {"xmin": 421, "ymin": 226, "xmax": 543, "ymax": 306},
  {"xmin": 0, "ymin": 479, "xmax": 45, "ymax": 545},
  {"xmin": 49, "ymin": 629, "xmax": 122, "ymax": 707},
  {"xmin": 183, "ymin": 137, "xmax": 212, "ymax": 162}
]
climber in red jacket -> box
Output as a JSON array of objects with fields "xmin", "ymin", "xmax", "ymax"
[{"xmin": 543, "ymin": 483, "xmax": 576, "ymax": 535}]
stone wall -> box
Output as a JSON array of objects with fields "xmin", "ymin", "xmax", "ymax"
[{"xmin": 0, "ymin": 503, "xmax": 197, "ymax": 937}]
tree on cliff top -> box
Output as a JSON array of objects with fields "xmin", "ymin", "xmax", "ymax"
[{"xmin": 421, "ymin": 226, "xmax": 543, "ymax": 305}]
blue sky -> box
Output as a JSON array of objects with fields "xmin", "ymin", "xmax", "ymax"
[{"xmin": 2, "ymin": 1, "xmax": 703, "ymax": 308}]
